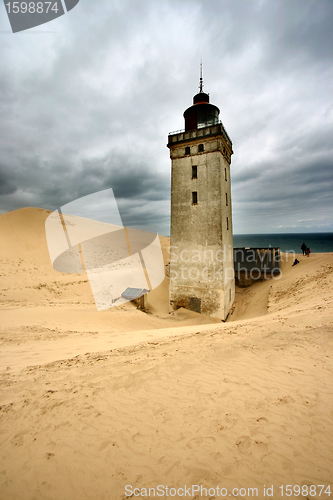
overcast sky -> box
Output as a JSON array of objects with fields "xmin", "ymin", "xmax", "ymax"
[{"xmin": 1, "ymin": 0, "xmax": 332, "ymax": 235}]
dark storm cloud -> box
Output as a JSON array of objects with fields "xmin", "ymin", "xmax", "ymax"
[
  {"xmin": 0, "ymin": 167, "xmax": 16, "ymax": 195},
  {"xmin": 231, "ymin": 153, "xmax": 333, "ymax": 232},
  {"xmin": 0, "ymin": 148, "xmax": 169, "ymax": 208},
  {"xmin": 0, "ymin": 0, "xmax": 332, "ymax": 234}
]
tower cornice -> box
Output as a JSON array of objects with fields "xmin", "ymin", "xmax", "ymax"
[{"xmin": 167, "ymin": 122, "xmax": 233, "ymax": 153}]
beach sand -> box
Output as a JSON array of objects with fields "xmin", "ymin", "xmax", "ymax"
[{"xmin": 0, "ymin": 208, "xmax": 332, "ymax": 499}]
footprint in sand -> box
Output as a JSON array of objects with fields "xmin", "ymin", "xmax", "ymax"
[
  {"xmin": 277, "ymin": 396, "xmax": 295, "ymax": 404},
  {"xmin": 256, "ymin": 416, "xmax": 268, "ymax": 424},
  {"xmin": 235, "ymin": 435, "xmax": 252, "ymax": 449}
]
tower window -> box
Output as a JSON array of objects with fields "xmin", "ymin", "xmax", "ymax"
[
  {"xmin": 192, "ymin": 192, "xmax": 198, "ymax": 205},
  {"xmin": 198, "ymin": 144, "xmax": 204, "ymax": 153},
  {"xmin": 226, "ymin": 193, "xmax": 228, "ymax": 206},
  {"xmin": 225, "ymin": 168, "xmax": 227, "ymax": 181},
  {"xmin": 192, "ymin": 166, "xmax": 197, "ymax": 179},
  {"xmin": 227, "ymin": 217, "xmax": 229, "ymax": 230},
  {"xmin": 185, "ymin": 146, "xmax": 190, "ymax": 155}
]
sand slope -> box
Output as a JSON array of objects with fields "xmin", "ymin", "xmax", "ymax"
[{"xmin": 0, "ymin": 208, "xmax": 332, "ymax": 500}]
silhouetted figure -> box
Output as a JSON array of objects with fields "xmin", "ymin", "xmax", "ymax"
[{"xmin": 301, "ymin": 242, "xmax": 307, "ymax": 255}]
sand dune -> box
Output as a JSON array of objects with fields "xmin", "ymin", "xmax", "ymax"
[{"xmin": 0, "ymin": 208, "xmax": 332, "ymax": 500}]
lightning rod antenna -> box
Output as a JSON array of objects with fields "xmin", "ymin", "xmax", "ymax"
[{"xmin": 199, "ymin": 60, "xmax": 203, "ymax": 93}]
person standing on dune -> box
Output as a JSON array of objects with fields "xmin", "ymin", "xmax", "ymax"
[{"xmin": 301, "ymin": 242, "xmax": 307, "ymax": 255}]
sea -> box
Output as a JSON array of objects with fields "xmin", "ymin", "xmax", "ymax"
[{"xmin": 233, "ymin": 233, "xmax": 333, "ymax": 254}]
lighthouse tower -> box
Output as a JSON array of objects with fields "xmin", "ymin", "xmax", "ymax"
[{"xmin": 167, "ymin": 73, "xmax": 235, "ymax": 320}]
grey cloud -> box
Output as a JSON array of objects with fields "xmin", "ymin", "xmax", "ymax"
[
  {"xmin": 0, "ymin": 0, "xmax": 332, "ymax": 234},
  {"xmin": 0, "ymin": 168, "xmax": 17, "ymax": 195}
]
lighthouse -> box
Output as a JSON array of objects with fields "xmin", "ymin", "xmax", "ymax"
[{"xmin": 167, "ymin": 72, "xmax": 235, "ymax": 320}]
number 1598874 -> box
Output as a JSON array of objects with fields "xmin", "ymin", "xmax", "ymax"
[
  {"xmin": 279, "ymin": 484, "xmax": 331, "ymax": 497},
  {"xmin": 5, "ymin": 2, "xmax": 60, "ymax": 14}
]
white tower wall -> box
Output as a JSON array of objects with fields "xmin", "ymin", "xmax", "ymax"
[{"xmin": 168, "ymin": 121, "xmax": 235, "ymax": 320}]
